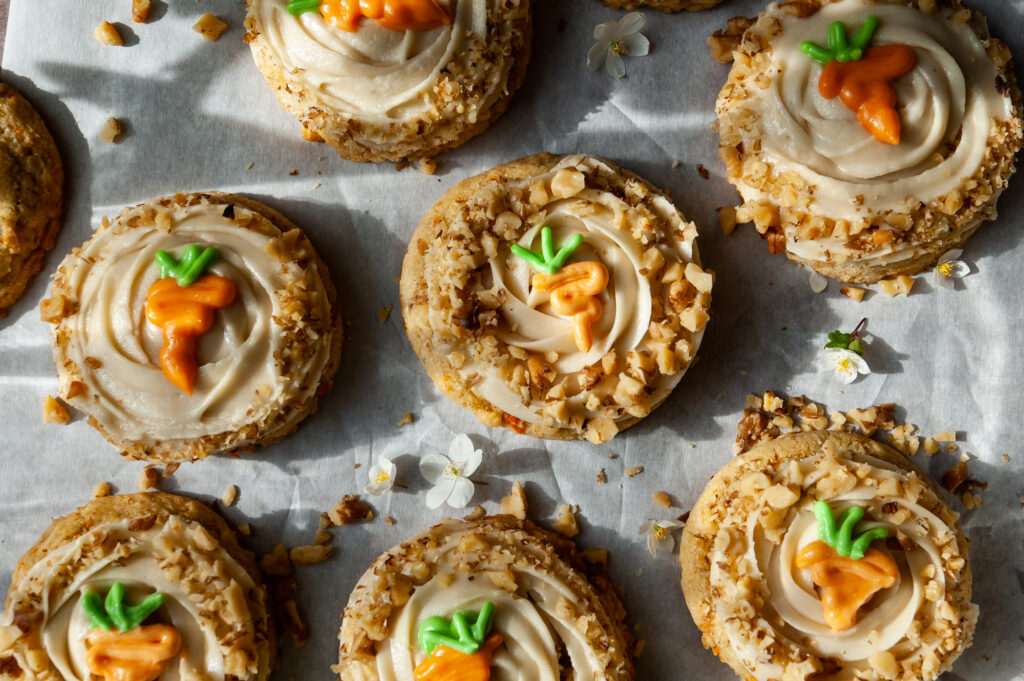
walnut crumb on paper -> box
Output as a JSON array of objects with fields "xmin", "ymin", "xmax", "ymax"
[
  {"xmin": 418, "ymin": 158, "xmax": 437, "ymax": 175},
  {"xmin": 552, "ymin": 504, "xmax": 579, "ymax": 538},
  {"xmin": 327, "ymin": 495, "xmax": 372, "ymax": 526},
  {"xmin": 131, "ymin": 0, "xmax": 151, "ymax": 23},
  {"xmin": 840, "ymin": 286, "xmax": 866, "ymax": 302},
  {"xmin": 500, "ymin": 482, "xmax": 527, "ymax": 520},
  {"xmin": 878, "ymin": 275, "xmax": 915, "ymax": 297},
  {"xmin": 222, "ymin": 484, "xmax": 238, "ymax": 507},
  {"xmin": 396, "ymin": 412, "xmax": 414, "ymax": 426},
  {"xmin": 290, "ymin": 544, "xmax": 333, "ymax": 565},
  {"xmin": 100, "ymin": 118, "xmax": 123, "ymax": 144},
  {"xmin": 93, "ymin": 482, "xmax": 112, "ymax": 499},
  {"xmin": 94, "ymin": 21, "xmax": 124, "ymax": 46},
  {"xmin": 582, "ymin": 548, "xmax": 608, "ymax": 566},
  {"xmin": 378, "ymin": 304, "xmax": 393, "ymax": 323},
  {"xmin": 138, "ymin": 466, "xmax": 160, "ymax": 491},
  {"xmin": 42, "ymin": 395, "xmax": 70, "ymax": 424},
  {"xmin": 596, "ymin": 468, "xmax": 607, "ymax": 484},
  {"xmin": 718, "ymin": 206, "xmax": 738, "ymax": 235},
  {"xmin": 652, "ymin": 491, "xmax": 672, "ymax": 508},
  {"xmin": 624, "ymin": 466, "xmax": 644, "ymax": 478},
  {"xmin": 193, "ymin": 13, "xmax": 228, "ymax": 41}
]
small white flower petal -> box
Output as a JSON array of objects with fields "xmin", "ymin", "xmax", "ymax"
[
  {"xmin": 594, "ymin": 22, "xmax": 618, "ymax": 41},
  {"xmin": 638, "ymin": 520, "xmax": 654, "ymax": 535},
  {"xmin": 425, "ymin": 479, "xmax": 455, "ymax": 510},
  {"xmin": 419, "ymin": 453, "xmax": 449, "ymax": 486},
  {"xmin": 616, "ymin": 11, "xmax": 646, "ymax": 36},
  {"xmin": 934, "ymin": 269, "xmax": 956, "ymax": 290},
  {"xmin": 587, "ymin": 41, "xmax": 608, "ymax": 71},
  {"xmin": 809, "ymin": 271, "xmax": 828, "ymax": 294},
  {"xmin": 938, "ymin": 248, "xmax": 963, "ymax": 264},
  {"xmin": 821, "ymin": 349, "xmax": 869, "ymax": 384},
  {"xmin": 646, "ymin": 532, "xmax": 659, "ymax": 558},
  {"xmin": 606, "ymin": 52, "xmax": 626, "ymax": 78},
  {"xmin": 446, "ymin": 477, "xmax": 475, "ymax": 509},
  {"xmin": 448, "ymin": 433, "xmax": 473, "ymax": 461},
  {"xmin": 650, "ymin": 532, "xmax": 675, "ymax": 557},
  {"xmin": 620, "ymin": 32, "xmax": 649, "ymax": 57},
  {"xmin": 655, "ymin": 520, "xmax": 685, "ymax": 532},
  {"xmin": 946, "ymin": 260, "xmax": 969, "ymax": 279}
]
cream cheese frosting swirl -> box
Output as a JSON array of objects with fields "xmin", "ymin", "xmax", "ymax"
[
  {"xmin": 336, "ymin": 516, "xmax": 634, "ymax": 681},
  {"xmin": 1, "ymin": 516, "xmax": 270, "ymax": 681},
  {"xmin": 44, "ymin": 194, "xmax": 339, "ymax": 462}
]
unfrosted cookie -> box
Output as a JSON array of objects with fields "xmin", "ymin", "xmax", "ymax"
[
  {"xmin": 603, "ymin": 0, "xmax": 725, "ymax": 12},
  {"xmin": 400, "ymin": 153, "xmax": 712, "ymax": 443},
  {"xmin": 42, "ymin": 192, "xmax": 342, "ymax": 463},
  {"xmin": 244, "ymin": 0, "xmax": 532, "ymax": 163},
  {"xmin": 715, "ymin": 0, "xmax": 1023, "ymax": 283},
  {"xmin": 0, "ymin": 82, "xmax": 63, "ymax": 317},
  {"xmin": 0, "ymin": 491, "xmax": 275, "ymax": 681},
  {"xmin": 336, "ymin": 514, "xmax": 634, "ymax": 681},
  {"xmin": 679, "ymin": 431, "xmax": 976, "ymax": 681}
]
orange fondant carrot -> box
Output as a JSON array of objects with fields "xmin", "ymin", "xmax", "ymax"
[
  {"xmin": 320, "ymin": 0, "xmax": 452, "ymax": 32},
  {"xmin": 414, "ymin": 633, "xmax": 502, "ymax": 681},
  {"xmin": 85, "ymin": 624, "xmax": 181, "ymax": 681},
  {"xmin": 145, "ymin": 274, "xmax": 236, "ymax": 395},
  {"xmin": 795, "ymin": 540, "xmax": 899, "ymax": 631},
  {"xmin": 532, "ymin": 261, "xmax": 609, "ymax": 353},
  {"xmin": 818, "ymin": 44, "xmax": 917, "ymax": 145}
]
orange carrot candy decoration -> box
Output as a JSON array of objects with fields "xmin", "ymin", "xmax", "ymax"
[
  {"xmin": 80, "ymin": 582, "xmax": 182, "ymax": 681},
  {"xmin": 414, "ymin": 602, "xmax": 503, "ymax": 681},
  {"xmin": 794, "ymin": 501, "xmax": 898, "ymax": 631},
  {"xmin": 146, "ymin": 245, "xmax": 236, "ymax": 395},
  {"xmin": 286, "ymin": 0, "xmax": 452, "ymax": 33},
  {"xmin": 801, "ymin": 17, "xmax": 917, "ymax": 145}
]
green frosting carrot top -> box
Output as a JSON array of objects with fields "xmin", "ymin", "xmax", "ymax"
[{"xmin": 813, "ymin": 500, "xmax": 889, "ymax": 560}]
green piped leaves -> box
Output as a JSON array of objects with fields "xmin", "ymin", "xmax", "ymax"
[
  {"xmin": 81, "ymin": 582, "xmax": 166, "ymax": 632},
  {"xmin": 418, "ymin": 602, "xmax": 495, "ymax": 656},
  {"xmin": 801, "ymin": 16, "xmax": 879, "ymax": 66},
  {"xmin": 813, "ymin": 501, "xmax": 889, "ymax": 560},
  {"xmin": 286, "ymin": 0, "xmax": 321, "ymax": 16},
  {"xmin": 510, "ymin": 227, "xmax": 583, "ymax": 275},
  {"xmin": 155, "ymin": 245, "xmax": 220, "ymax": 287}
]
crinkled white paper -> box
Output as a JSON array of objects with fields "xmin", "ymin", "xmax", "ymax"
[{"xmin": 2, "ymin": 1, "xmax": 1023, "ymax": 679}]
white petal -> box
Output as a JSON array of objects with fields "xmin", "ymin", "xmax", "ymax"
[
  {"xmin": 425, "ymin": 479, "xmax": 455, "ymax": 510},
  {"xmin": 620, "ymin": 32, "xmax": 649, "ymax": 57},
  {"xmin": 448, "ymin": 434, "xmax": 473, "ymax": 462},
  {"xmin": 809, "ymin": 271, "xmax": 828, "ymax": 294},
  {"xmin": 594, "ymin": 22, "xmax": 617, "ymax": 41},
  {"xmin": 446, "ymin": 477, "xmax": 475, "ymax": 508},
  {"xmin": 939, "ymin": 249, "xmax": 963, "ymax": 264},
  {"xmin": 617, "ymin": 11, "xmax": 646, "ymax": 36},
  {"xmin": 606, "ymin": 53, "xmax": 626, "ymax": 78},
  {"xmin": 934, "ymin": 270, "xmax": 955, "ymax": 290},
  {"xmin": 836, "ymin": 366, "xmax": 859, "ymax": 384},
  {"xmin": 946, "ymin": 261, "xmax": 970, "ymax": 279},
  {"xmin": 587, "ymin": 41, "xmax": 608, "ymax": 71},
  {"xmin": 638, "ymin": 520, "xmax": 654, "ymax": 535},
  {"xmin": 364, "ymin": 482, "xmax": 384, "ymax": 496},
  {"xmin": 651, "ymin": 533, "xmax": 675, "ymax": 557},
  {"xmin": 646, "ymin": 532, "xmax": 658, "ymax": 558},
  {"xmin": 420, "ymin": 453, "xmax": 449, "ymax": 486},
  {"xmin": 656, "ymin": 520, "xmax": 685, "ymax": 531}
]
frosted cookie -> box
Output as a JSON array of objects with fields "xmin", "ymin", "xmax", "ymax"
[
  {"xmin": 0, "ymin": 491, "xmax": 275, "ymax": 681},
  {"xmin": 244, "ymin": 0, "xmax": 532, "ymax": 162},
  {"xmin": 41, "ymin": 192, "xmax": 342, "ymax": 463},
  {"xmin": 603, "ymin": 0, "xmax": 725, "ymax": 12},
  {"xmin": 400, "ymin": 153, "xmax": 712, "ymax": 443},
  {"xmin": 336, "ymin": 514, "xmax": 634, "ymax": 681},
  {"xmin": 715, "ymin": 0, "xmax": 1023, "ymax": 283},
  {"xmin": 0, "ymin": 82, "xmax": 63, "ymax": 317},
  {"xmin": 679, "ymin": 431, "xmax": 976, "ymax": 681}
]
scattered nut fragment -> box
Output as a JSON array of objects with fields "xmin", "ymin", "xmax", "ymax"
[
  {"xmin": 396, "ymin": 412, "xmax": 414, "ymax": 426},
  {"xmin": 500, "ymin": 481, "xmax": 527, "ymax": 520},
  {"xmin": 634, "ymin": 639, "xmax": 647, "ymax": 657},
  {"xmin": 237, "ymin": 523, "xmax": 251, "ymax": 536},
  {"xmin": 718, "ymin": 206, "xmax": 738, "ymax": 235},
  {"xmin": 259, "ymin": 544, "xmax": 292, "ymax": 576},
  {"xmin": 596, "ymin": 468, "xmax": 607, "ymax": 484},
  {"xmin": 290, "ymin": 544, "xmax": 333, "ymax": 565},
  {"xmin": 933, "ymin": 430, "xmax": 956, "ymax": 443},
  {"xmin": 624, "ymin": 466, "xmax": 644, "ymax": 478},
  {"xmin": 708, "ymin": 16, "xmax": 755, "ymax": 63},
  {"xmin": 327, "ymin": 495, "xmax": 372, "ymax": 526},
  {"xmin": 384, "ymin": 517, "xmax": 395, "ymax": 525},
  {"xmin": 193, "ymin": 13, "xmax": 228, "ymax": 41},
  {"xmin": 923, "ymin": 437, "xmax": 939, "ymax": 455},
  {"xmin": 42, "ymin": 395, "xmax": 70, "ymax": 424},
  {"xmin": 377, "ymin": 304, "xmax": 393, "ymax": 323},
  {"xmin": 93, "ymin": 482, "xmax": 112, "ymax": 498},
  {"xmin": 581, "ymin": 548, "xmax": 608, "ymax": 566},
  {"xmin": 279, "ymin": 598, "xmax": 310, "ymax": 648},
  {"xmin": 222, "ymin": 484, "xmax": 238, "ymax": 507},
  {"xmin": 313, "ymin": 530, "xmax": 332, "ymax": 545},
  {"xmin": 877, "ymin": 275, "xmax": 915, "ymax": 297},
  {"xmin": 652, "ymin": 491, "xmax": 672, "ymax": 508},
  {"xmin": 552, "ymin": 504, "xmax": 579, "ymax": 538},
  {"xmin": 138, "ymin": 466, "xmax": 160, "ymax": 491},
  {"xmin": 840, "ymin": 286, "xmax": 866, "ymax": 302},
  {"xmin": 463, "ymin": 505, "xmax": 486, "ymax": 522},
  {"xmin": 131, "ymin": 0, "xmax": 152, "ymax": 23},
  {"xmin": 94, "ymin": 21, "xmax": 124, "ymax": 46},
  {"xmin": 100, "ymin": 118, "xmax": 123, "ymax": 144},
  {"xmin": 418, "ymin": 158, "xmax": 437, "ymax": 175}
]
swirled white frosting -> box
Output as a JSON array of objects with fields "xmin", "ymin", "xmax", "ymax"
[
  {"xmin": 2, "ymin": 517, "xmax": 264, "ymax": 681},
  {"xmin": 709, "ymin": 450, "xmax": 970, "ymax": 681},
  {"xmin": 741, "ymin": 0, "xmax": 1014, "ymax": 264},
  {"xmin": 252, "ymin": 0, "xmax": 487, "ymax": 121},
  {"xmin": 56, "ymin": 203, "xmax": 332, "ymax": 448}
]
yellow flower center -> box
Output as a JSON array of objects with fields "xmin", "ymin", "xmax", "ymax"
[
  {"xmin": 836, "ymin": 357, "xmax": 853, "ymax": 372},
  {"xmin": 651, "ymin": 525, "xmax": 668, "ymax": 540},
  {"xmin": 374, "ymin": 471, "xmax": 390, "ymax": 485},
  {"xmin": 609, "ymin": 39, "xmax": 627, "ymax": 56},
  {"xmin": 444, "ymin": 463, "xmax": 462, "ymax": 480},
  {"xmin": 937, "ymin": 262, "xmax": 953, "ymax": 277}
]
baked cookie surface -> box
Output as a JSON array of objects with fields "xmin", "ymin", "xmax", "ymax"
[
  {"xmin": 42, "ymin": 192, "xmax": 342, "ymax": 464},
  {"xmin": 0, "ymin": 82, "xmax": 63, "ymax": 317},
  {"xmin": 0, "ymin": 491, "xmax": 275, "ymax": 681},
  {"xmin": 716, "ymin": 0, "xmax": 1023, "ymax": 283},
  {"xmin": 679, "ymin": 431, "xmax": 976, "ymax": 681},
  {"xmin": 244, "ymin": 0, "xmax": 532, "ymax": 162},
  {"xmin": 400, "ymin": 153, "xmax": 711, "ymax": 443},
  {"xmin": 335, "ymin": 514, "xmax": 634, "ymax": 681},
  {"xmin": 603, "ymin": 0, "xmax": 724, "ymax": 12}
]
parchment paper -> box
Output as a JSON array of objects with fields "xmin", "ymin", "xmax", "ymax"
[{"xmin": 2, "ymin": 1, "xmax": 1023, "ymax": 679}]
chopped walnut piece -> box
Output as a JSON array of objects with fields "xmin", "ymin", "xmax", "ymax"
[
  {"xmin": 222, "ymin": 484, "xmax": 238, "ymax": 507},
  {"xmin": 708, "ymin": 16, "xmax": 755, "ymax": 63},
  {"xmin": 652, "ymin": 491, "xmax": 672, "ymax": 508},
  {"xmin": 500, "ymin": 481, "xmax": 527, "ymax": 520},
  {"xmin": 327, "ymin": 495, "xmax": 372, "ymax": 526},
  {"xmin": 138, "ymin": 466, "xmax": 160, "ymax": 491},
  {"xmin": 933, "ymin": 430, "xmax": 956, "ymax": 442},
  {"xmin": 840, "ymin": 286, "xmax": 866, "ymax": 302},
  {"xmin": 42, "ymin": 395, "xmax": 70, "ymax": 424},
  {"xmin": 279, "ymin": 599, "xmax": 310, "ymax": 648},
  {"xmin": 878, "ymin": 275, "xmax": 915, "ymax": 297},
  {"xmin": 552, "ymin": 504, "xmax": 579, "ymax": 538},
  {"xmin": 463, "ymin": 505, "xmax": 486, "ymax": 521},
  {"xmin": 584, "ymin": 416, "xmax": 619, "ymax": 444},
  {"xmin": 718, "ymin": 206, "xmax": 738, "ymax": 235},
  {"xmin": 237, "ymin": 523, "xmax": 251, "ymax": 536},
  {"xmin": 94, "ymin": 21, "xmax": 124, "ymax": 46},
  {"xmin": 396, "ymin": 412, "xmax": 414, "ymax": 426},
  {"xmin": 596, "ymin": 468, "xmax": 607, "ymax": 484},
  {"xmin": 100, "ymin": 118, "xmax": 123, "ymax": 144},
  {"xmin": 131, "ymin": 0, "xmax": 152, "ymax": 23},
  {"xmin": 736, "ymin": 408, "xmax": 771, "ymax": 454},
  {"xmin": 625, "ymin": 466, "xmax": 644, "ymax": 478},
  {"xmin": 193, "ymin": 13, "xmax": 228, "ymax": 41},
  {"xmin": 634, "ymin": 639, "xmax": 647, "ymax": 657},
  {"xmin": 93, "ymin": 482, "xmax": 112, "ymax": 498},
  {"xmin": 418, "ymin": 158, "xmax": 437, "ymax": 175},
  {"xmin": 377, "ymin": 304, "xmax": 392, "ymax": 323},
  {"xmin": 259, "ymin": 544, "xmax": 292, "ymax": 576},
  {"xmin": 290, "ymin": 544, "xmax": 333, "ymax": 565},
  {"xmin": 581, "ymin": 548, "xmax": 608, "ymax": 566}
]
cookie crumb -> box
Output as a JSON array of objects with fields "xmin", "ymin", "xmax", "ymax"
[
  {"xmin": 1002, "ymin": 453, "xmax": 1011, "ymax": 462},
  {"xmin": 384, "ymin": 517, "xmax": 395, "ymax": 525},
  {"xmin": 314, "ymin": 530, "xmax": 332, "ymax": 545},
  {"xmin": 280, "ymin": 598, "xmax": 310, "ymax": 648},
  {"xmin": 289, "ymin": 169, "xmax": 298, "ymax": 176},
  {"xmin": 94, "ymin": 21, "xmax": 124, "ymax": 46},
  {"xmin": 552, "ymin": 504, "xmax": 579, "ymax": 538},
  {"xmin": 100, "ymin": 118, "xmax": 123, "ymax": 144},
  {"xmin": 131, "ymin": 0, "xmax": 152, "ymax": 23},
  {"xmin": 237, "ymin": 523, "xmax": 251, "ymax": 536},
  {"xmin": 138, "ymin": 466, "xmax": 160, "ymax": 491},
  {"xmin": 259, "ymin": 544, "xmax": 292, "ymax": 576},
  {"xmin": 933, "ymin": 430, "xmax": 956, "ymax": 443},
  {"xmin": 596, "ymin": 468, "xmax": 607, "ymax": 484},
  {"xmin": 290, "ymin": 544, "xmax": 332, "ymax": 565},
  {"xmin": 418, "ymin": 158, "xmax": 437, "ymax": 175},
  {"xmin": 93, "ymin": 482, "xmax": 112, "ymax": 498},
  {"xmin": 652, "ymin": 491, "xmax": 672, "ymax": 508},
  {"xmin": 624, "ymin": 466, "xmax": 644, "ymax": 478},
  {"xmin": 878, "ymin": 275, "xmax": 915, "ymax": 297},
  {"xmin": 377, "ymin": 304, "xmax": 393, "ymax": 323},
  {"xmin": 327, "ymin": 495, "xmax": 372, "ymax": 526},
  {"xmin": 634, "ymin": 639, "xmax": 647, "ymax": 657},
  {"xmin": 581, "ymin": 548, "xmax": 608, "ymax": 566},
  {"xmin": 696, "ymin": 164, "xmax": 710, "ymax": 180},
  {"xmin": 222, "ymin": 484, "xmax": 238, "ymax": 507},
  {"xmin": 923, "ymin": 436, "xmax": 939, "ymax": 455},
  {"xmin": 162, "ymin": 463, "xmax": 180, "ymax": 478},
  {"xmin": 396, "ymin": 412, "xmax": 414, "ymax": 426},
  {"xmin": 311, "ymin": 182, "xmax": 321, "ymax": 190},
  {"xmin": 840, "ymin": 286, "xmax": 866, "ymax": 302},
  {"xmin": 463, "ymin": 505, "xmax": 486, "ymax": 521},
  {"xmin": 671, "ymin": 159, "xmax": 681, "ymax": 169},
  {"xmin": 193, "ymin": 13, "xmax": 228, "ymax": 41},
  {"xmin": 246, "ymin": 161, "xmax": 254, "ymax": 169},
  {"xmin": 42, "ymin": 395, "xmax": 70, "ymax": 424},
  {"xmin": 718, "ymin": 206, "xmax": 738, "ymax": 235},
  {"xmin": 500, "ymin": 481, "xmax": 527, "ymax": 520}
]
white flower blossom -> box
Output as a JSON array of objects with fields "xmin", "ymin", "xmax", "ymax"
[
  {"xmin": 819, "ymin": 348, "xmax": 870, "ymax": 384},
  {"xmin": 364, "ymin": 455, "xmax": 396, "ymax": 496},
  {"xmin": 933, "ymin": 249, "xmax": 970, "ymax": 290},
  {"xmin": 638, "ymin": 519, "xmax": 685, "ymax": 557},
  {"xmin": 420, "ymin": 435, "xmax": 482, "ymax": 509},
  {"xmin": 587, "ymin": 12, "xmax": 649, "ymax": 78}
]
